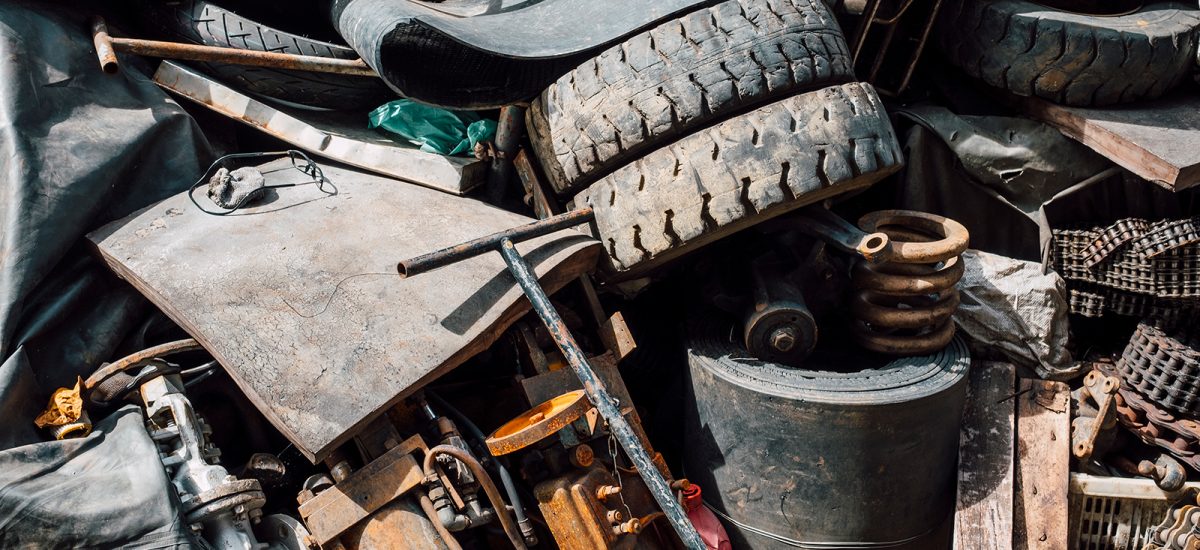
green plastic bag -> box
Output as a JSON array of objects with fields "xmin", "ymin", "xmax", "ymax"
[{"xmin": 368, "ymin": 99, "xmax": 496, "ymax": 157}]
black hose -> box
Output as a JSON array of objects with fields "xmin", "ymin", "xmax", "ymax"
[{"xmin": 426, "ymin": 392, "xmax": 535, "ymax": 543}]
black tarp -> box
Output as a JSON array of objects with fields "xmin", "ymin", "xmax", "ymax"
[{"xmin": 0, "ymin": 3, "xmax": 212, "ymax": 547}]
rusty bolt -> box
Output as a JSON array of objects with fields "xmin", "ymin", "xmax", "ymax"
[
  {"xmin": 596, "ymin": 485, "xmax": 621, "ymax": 501},
  {"xmin": 769, "ymin": 326, "xmax": 798, "ymax": 353},
  {"xmin": 612, "ymin": 519, "xmax": 642, "ymax": 535},
  {"xmin": 606, "ymin": 510, "xmax": 623, "ymax": 523},
  {"xmin": 569, "ymin": 444, "xmax": 594, "ymax": 468}
]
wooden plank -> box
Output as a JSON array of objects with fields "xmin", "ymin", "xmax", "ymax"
[
  {"xmin": 1021, "ymin": 94, "xmax": 1200, "ymax": 192},
  {"xmin": 89, "ymin": 160, "xmax": 599, "ymax": 461},
  {"xmin": 153, "ymin": 61, "xmax": 485, "ymax": 196},
  {"xmin": 954, "ymin": 361, "xmax": 1016, "ymax": 550},
  {"xmin": 1014, "ymin": 378, "xmax": 1070, "ymax": 550}
]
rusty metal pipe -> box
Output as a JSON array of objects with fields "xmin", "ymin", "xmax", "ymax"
[
  {"xmin": 396, "ymin": 208, "xmax": 594, "ymax": 278},
  {"xmin": 423, "ymin": 445, "xmax": 527, "ymax": 550},
  {"xmin": 498, "ymin": 238, "xmax": 706, "ymax": 550},
  {"xmin": 89, "ymin": 16, "xmax": 376, "ymax": 77}
]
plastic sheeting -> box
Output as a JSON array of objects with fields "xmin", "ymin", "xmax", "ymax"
[
  {"xmin": 956, "ymin": 250, "xmax": 1074, "ymax": 379},
  {"xmin": 0, "ymin": 3, "xmax": 212, "ymax": 546},
  {"xmin": 890, "ymin": 105, "xmax": 1191, "ymax": 263}
]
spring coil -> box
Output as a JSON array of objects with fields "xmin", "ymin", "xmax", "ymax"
[{"xmin": 849, "ymin": 210, "xmax": 969, "ymax": 356}]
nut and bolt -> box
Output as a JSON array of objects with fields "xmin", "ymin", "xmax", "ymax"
[
  {"xmin": 769, "ymin": 326, "xmax": 798, "ymax": 353},
  {"xmin": 569, "ymin": 444, "xmax": 594, "ymax": 468},
  {"xmin": 595, "ymin": 485, "xmax": 621, "ymax": 501}
]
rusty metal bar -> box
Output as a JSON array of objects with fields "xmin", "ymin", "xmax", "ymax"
[
  {"xmin": 396, "ymin": 207, "xmax": 594, "ymax": 278},
  {"xmin": 789, "ymin": 206, "xmax": 893, "ymax": 263},
  {"xmin": 89, "ymin": 16, "xmax": 377, "ymax": 77},
  {"xmin": 496, "ymin": 238, "xmax": 705, "ymax": 550}
]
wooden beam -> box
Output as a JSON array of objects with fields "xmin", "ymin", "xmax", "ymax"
[
  {"xmin": 954, "ymin": 361, "xmax": 1016, "ymax": 550},
  {"xmin": 1014, "ymin": 378, "xmax": 1070, "ymax": 550}
]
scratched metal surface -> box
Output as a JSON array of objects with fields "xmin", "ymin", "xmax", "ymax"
[{"xmin": 89, "ymin": 160, "xmax": 599, "ymax": 461}]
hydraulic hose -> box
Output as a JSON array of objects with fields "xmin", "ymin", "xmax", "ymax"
[
  {"xmin": 426, "ymin": 392, "xmax": 535, "ymax": 544},
  {"xmin": 424, "ymin": 445, "xmax": 528, "ymax": 550}
]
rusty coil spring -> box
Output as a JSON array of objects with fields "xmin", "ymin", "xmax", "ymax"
[{"xmin": 849, "ymin": 210, "xmax": 969, "ymax": 356}]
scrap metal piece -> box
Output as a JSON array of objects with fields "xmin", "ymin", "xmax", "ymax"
[
  {"xmin": 850, "ymin": 210, "xmax": 968, "ymax": 355},
  {"xmin": 1052, "ymin": 218, "xmax": 1200, "ymax": 302},
  {"xmin": 1097, "ymin": 361, "xmax": 1200, "ymax": 473},
  {"xmin": 90, "ymin": 16, "xmax": 376, "ymax": 76},
  {"xmin": 486, "ymin": 390, "xmax": 591, "ymax": 456},
  {"xmin": 1072, "ymin": 370, "xmax": 1121, "ymax": 462},
  {"xmin": 396, "ymin": 216, "xmax": 706, "ymax": 549},
  {"xmin": 742, "ymin": 259, "xmax": 817, "ymax": 365},
  {"xmin": 787, "ymin": 205, "xmax": 893, "ymax": 264},
  {"xmin": 1117, "ymin": 322, "xmax": 1200, "ymax": 417},
  {"xmin": 535, "ymin": 467, "xmax": 651, "ymax": 549}
]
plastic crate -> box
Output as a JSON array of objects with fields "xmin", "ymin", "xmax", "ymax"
[{"xmin": 1070, "ymin": 473, "xmax": 1199, "ymax": 549}]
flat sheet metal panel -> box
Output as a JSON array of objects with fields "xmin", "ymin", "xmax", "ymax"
[{"xmin": 90, "ymin": 160, "xmax": 599, "ymax": 460}]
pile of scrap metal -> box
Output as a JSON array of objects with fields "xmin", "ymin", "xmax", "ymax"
[{"xmin": 4, "ymin": 0, "xmax": 1200, "ymax": 549}]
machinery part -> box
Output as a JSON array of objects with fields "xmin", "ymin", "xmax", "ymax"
[
  {"xmin": 937, "ymin": 1, "xmax": 1200, "ymax": 107},
  {"xmin": 84, "ymin": 338, "xmax": 203, "ymax": 397},
  {"xmin": 787, "ymin": 204, "xmax": 893, "ymax": 264},
  {"xmin": 850, "ymin": 210, "xmax": 968, "ymax": 356},
  {"xmin": 91, "ymin": 16, "xmax": 376, "ymax": 76},
  {"xmin": 418, "ymin": 494, "xmax": 463, "ymax": 550},
  {"xmin": 257, "ymin": 514, "xmax": 317, "ymax": 550},
  {"xmin": 136, "ymin": 371, "xmax": 267, "ymax": 549},
  {"xmin": 48, "ymin": 410, "xmax": 92, "ymax": 440},
  {"xmin": 1145, "ymin": 493, "xmax": 1200, "ymax": 550},
  {"xmin": 396, "ymin": 222, "xmax": 706, "ymax": 549},
  {"xmin": 422, "ymin": 445, "xmax": 528, "ymax": 549},
  {"xmin": 846, "ymin": 0, "xmax": 946, "ymax": 96},
  {"xmin": 486, "ymin": 390, "xmax": 592, "ymax": 456},
  {"xmin": 574, "ymin": 81, "xmax": 903, "ymax": 277},
  {"xmin": 685, "ymin": 316, "xmax": 969, "ymax": 549},
  {"xmin": 742, "ymin": 259, "xmax": 818, "ymax": 365},
  {"xmin": 127, "ymin": 1, "xmax": 390, "ymax": 109},
  {"xmin": 527, "ymin": 0, "xmax": 853, "ymax": 196},
  {"xmin": 534, "ymin": 467, "xmax": 665, "ymax": 550},
  {"xmin": 426, "ymin": 392, "xmax": 538, "ymax": 546},
  {"xmin": 1139, "ymin": 453, "xmax": 1189, "ymax": 493},
  {"xmin": 1052, "ymin": 218, "xmax": 1200, "ymax": 300},
  {"xmin": 1066, "ymin": 283, "xmax": 1200, "ymax": 323},
  {"xmin": 1072, "ymin": 370, "xmax": 1121, "ymax": 462},
  {"xmin": 341, "ymin": 498, "xmax": 450, "ymax": 550},
  {"xmin": 1117, "ymin": 321, "xmax": 1200, "ymax": 417},
  {"xmin": 1096, "ymin": 360, "xmax": 1200, "ymax": 474}
]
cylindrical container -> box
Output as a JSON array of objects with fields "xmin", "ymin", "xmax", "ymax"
[{"xmin": 683, "ymin": 319, "xmax": 969, "ymax": 549}]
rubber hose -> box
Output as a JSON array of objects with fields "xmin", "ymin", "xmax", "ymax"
[
  {"xmin": 418, "ymin": 493, "xmax": 463, "ymax": 550},
  {"xmin": 424, "ymin": 445, "xmax": 528, "ymax": 550},
  {"xmin": 426, "ymin": 392, "xmax": 532, "ymax": 540}
]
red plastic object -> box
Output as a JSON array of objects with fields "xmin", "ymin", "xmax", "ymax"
[{"xmin": 683, "ymin": 484, "xmax": 732, "ymax": 550}]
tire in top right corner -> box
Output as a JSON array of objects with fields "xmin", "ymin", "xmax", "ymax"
[{"xmin": 937, "ymin": 0, "xmax": 1200, "ymax": 107}]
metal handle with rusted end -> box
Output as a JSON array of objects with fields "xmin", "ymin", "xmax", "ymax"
[
  {"xmin": 91, "ymin": 16, "xmax": 119, "ymax": 73},
  {"xmin": 789, "ymin": 205, "xmax": 893, "ymax": 264}
]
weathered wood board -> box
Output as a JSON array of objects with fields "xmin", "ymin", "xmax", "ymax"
[
  {"xmin": 1013, "ymin": 378, "xmax": 1070, "ymax": 550},
  {"xmin": 154, "ymin": 61, "xmax": 485, "ymax": 196},
  {"xmin": 954, "ymin": 361, "xmax": 1016, "ymax": 550},
  {"xmin": 89, "ymin": 160, "xmax": 600, "ymax": 461},
  {"xmin": 1022, "ymin": 94, "xmax": 1200, "ymax": 192}
]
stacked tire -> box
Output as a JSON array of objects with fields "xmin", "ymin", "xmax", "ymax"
[{"xmin": 526, "ymin": 0, "xmax": 904, "ymax": 278}]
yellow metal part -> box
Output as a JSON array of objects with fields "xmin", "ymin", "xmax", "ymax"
[{"xmin": 486, "ymin": 390, "xmax": 589, "ymax": 456}]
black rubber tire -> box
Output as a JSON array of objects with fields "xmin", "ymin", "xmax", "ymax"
[
  {"xmin": 132, "ymin": 0, "xmax": 392, "ymax": 110},
  {"xmin": 574, "ymin": 81, "xmax": 902, "ymax": 278},
  {"xmin": 937, "ymin": 0, "xmax": 1200, "ymax": 106},
  {"xmin": 528, "ymin": 0, "xmax": 855, "ymax": 197}
]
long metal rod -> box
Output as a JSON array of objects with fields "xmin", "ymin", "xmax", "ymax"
[
  {"xmin": 396, "ymin": 208, "xmax": 594, "ymax": 278},
  {"xmin": 90, "ymin": 16, "xmax": 377, "ymax": 77},
  {"xmin": 497, "ymin": 238, "xmax": 705, "ymax": 549}
]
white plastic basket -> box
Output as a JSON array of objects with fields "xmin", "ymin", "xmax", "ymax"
[{"xmin": 1070, "ymin": 473, "xmax": 1200, "ymax": 549}]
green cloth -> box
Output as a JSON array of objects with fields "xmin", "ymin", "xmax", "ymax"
[{"xmin": 368, "ymin": 99, "xmax": 497, "ymax": 157}]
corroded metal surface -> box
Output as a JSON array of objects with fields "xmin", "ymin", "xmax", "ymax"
[
  {"xmin": 485, "ymin": 390, "xmax": 590, "ymax": 456},
  {"xmin": 89, "ymin": 160, "xmax": 600, "ymax": 461},
  {"xmin": 850, "ymin": 210, "xmax": 968, "ymax": 355}
]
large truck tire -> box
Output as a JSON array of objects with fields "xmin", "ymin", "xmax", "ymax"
[
  {"xmin": 938, "ymin": 0, "xmax": 1200, "ymax": 106},
  {"xmin": 528, "ymin": 0, "xmax": 855, "ymax": 196},
  {"xmin": 574, "ymin": 81, "xmax": 902, "ymax": 278},
  {"xmin": 133, "ymin": 0, "xmax": 392, "ymax": 110}
]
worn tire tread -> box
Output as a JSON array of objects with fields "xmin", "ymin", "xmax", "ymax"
[
  {"xmin": 937, "ymin": 0, "xmax": 1200, "ymax": 106},
  {"xmin": 529, "ymin": 0, "xmax": 854, "ymax": 196}
]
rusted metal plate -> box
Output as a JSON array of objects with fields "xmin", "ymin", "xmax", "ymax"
[
  {"xmin": 299, "ymin": 436, "xmax": 426, "ymax": 545},
  {"xmin": 89, "ymin": 160, "xmax": 600, "ymax": 460},
  {"xmin": 154, "ymin": 62, "xmax": 484, "ymax": 196}
]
